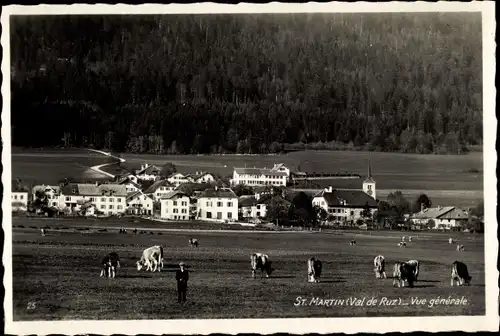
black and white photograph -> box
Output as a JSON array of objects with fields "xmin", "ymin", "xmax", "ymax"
[{"xmin": 2, "ymin": 2, "xmax": 497, "ymax": 334}]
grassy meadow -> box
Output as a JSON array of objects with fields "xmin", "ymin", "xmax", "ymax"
[{"xmin": 11, "ymin": 217, "xmax": 485, "ymax": 320}]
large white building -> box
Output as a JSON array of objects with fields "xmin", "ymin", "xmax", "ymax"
[
  {"xmin": 410, "ymin": 206, "xmax": 468, "ymax": 230},
  {"xmin": 159, "ymin": 191, "xmax": 191, "ymax": 220},
  {"xmin": 126, "ymin": 191, "xmax": 154, "ymax": 215},
  {"xmin": 197, "ymin": 187, "xmax": 238, "ymax": 222},
  {"xmin": 12, "ymin": 187, "xmax": 29, "ymax": 212},
  {"xmin": 230, "ymin": 163, "xmax": 289, "ymax": 187},
  {"xmin": 61, "ymin": 183, "xmax": 127, "ymax": 215}
]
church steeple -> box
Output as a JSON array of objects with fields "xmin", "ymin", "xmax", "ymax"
[{"xmin": 363, "ymin": 160, "xmax": 376, "ymax": 199}]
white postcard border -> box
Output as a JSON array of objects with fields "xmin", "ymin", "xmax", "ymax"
[{"xmin": 2, "ymin": 2, "xmax": 498, "ymax": 334}]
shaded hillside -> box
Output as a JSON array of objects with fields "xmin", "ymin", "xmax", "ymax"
[{"xmin": 11, "ymin": 13, "xmax": 482, "ymax": 154}]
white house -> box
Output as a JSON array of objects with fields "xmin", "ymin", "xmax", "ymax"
[
  {"xmin": 312, "ymin": 186, "xmax": 378, "ymax": 224},
  {"xmin": 410, "ymin": 206, "xmax": 468, "ymax": 230},
  {"xmin": 167, "ymin": 173, "xmax": 192, "ymax": 186},
  {"xmin": 12, "ymin": 187, "xmax": 29, "ymax": 212},
  {"xmin": 136, "ymin": 163, "xmax": 162, "ymax": 181},
  {"xmin": 230, "ymin": 165, "xmax": 288, "ymax": 187},
  {"xmin": 197, "ymin": 187, "xmax": 238, "ymax": 222},
  {"xmin": 186, "ymin": 171, "xmax": 216, "ymax": 184},
  {"xmin": 126, "ymin": 191, "xmax": 154, "ymax": 215},
  {"xmin": 239, "ymin": 194, "xmax": 290, "ymax": 219},
  {"xmin": 32, "ymin": 185, "xmax": 64, "ymax": 208},
  {"xmin": 142, "ymin": 179, "xmax": 177, "ymax": 201},
  {"xmin": 117, "ymin": 177, "xmax": 142, "ymax": 193},
  {"xmin": 159, "ymin": 191, "xmax": 191, "ymax": 220},
  {"xmin": 61, "ymin": 183, "xmax": 127, "ymax": 215}
]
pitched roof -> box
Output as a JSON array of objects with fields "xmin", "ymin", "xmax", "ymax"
[
  {"xmin": 12, "ymin": 183, "xmax": 29, "ymax": 192},
  {"xmin": 160, "ymin": 190, "xmax": 189, "ymax": 200},
  {"xmin": 412, "ymin": 206, "xmax": 465, "ymax": 220},
  {"xmin": 142, "ymin": 179, "xmax": 175, "ymax": 194},
  {"xmin": 234, "ymin": 167, "xmax": 288, "ymax": 176},
  {"xmin": 239, "ymin": 196, "xmax": 257, "ymax": 207},
  {"xmin": 314, "ymin": 189, "xmax": 377, "ymax": 208},
  {"xmin": 32, "ymin": 184, "xmax": 61, "ymax": 194},
  {"xmin": 363, "ymin": 177, "xmax": 376, "ymax": 184},
  {"xmin": 126, "ymin": 190, "xmax": 142, "ymax": 200},
  {"xmin": 137, "ymin": 164, "xmax": 162, "ymax": 175},
  {"xmin": 199, "ymin": 188, "xmax": 237, "ymax": 199},
  {"xmin": 175, "ymin": 182, "xmax": 212, "ymax": 195},
  {"xmin": 61, "ymin": 183, "xmax": 127, "ymax": 197}
]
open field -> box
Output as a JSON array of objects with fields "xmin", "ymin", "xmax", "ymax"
[
  {"xmin": 11, "ymin": 148, "xmax": 115, "ymax": 186},
  {"xmin": 11, "ymin": 218, "xmax": 484, "ymax": 320}
]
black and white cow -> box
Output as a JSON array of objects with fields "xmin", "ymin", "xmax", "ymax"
[
  {"xmin": 406, "ymin": 259, "xmax": 420, "ymax": 281},
  {"xmin": 137, "ymin": 245, "xmax": 164, "ymax": 272},
  {"xmin": 373, "ymin": 255, "xmax": 387, "ymax": 279},
  {"xmin": 251, "ymin": 253, "xmax": 274, "ymax": 279},
  {"xmin": 451, "ymin": 261, "xmax": 472, "ymax": 286},
  {"xmin": 100, "ymin": 252, "xmax": 121, "ymax": 278},
  {"xmin": 350, "ymin": 240, "xmax": 356, "ymax": 246},
  {"xmin": 398, "ymin": 242, "xmax": 407, "ymax": 247},
  {"xmin": 456, "ymin": 244, "xmax": 464, "ymax": 252},
  {"xmin": 307, "ymin": 257, "xmax": 322, "ymax": 283},
  {"xmin": 392, "ymin": 261, "xmax": 416, "ymax": 288},
  {"xmin": 189, "ymin": 238, "xmax": 199, "ymax": 248}
]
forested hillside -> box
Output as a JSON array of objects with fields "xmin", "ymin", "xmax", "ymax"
[{"xmin": 10, "ymin": 13, "xmax": 482, "ymax": 154}]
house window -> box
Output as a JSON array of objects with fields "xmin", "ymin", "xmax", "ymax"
[
  {"xmin": 207, "ymin": 212, "xmax": 212, "ymax": 219},
  {"xmin": 53, "ymin": 202, "xmax": 57, "ymax": 206},
  {"xmin": 117, "ymin": 205, "xmax": 123, "ymax": 210},
  {"xmin": 228, "ymin": 212, "xmax": 232, "ymax": 219},
  {"xmin": 350, "ymin": 211, "xmax": 354, "ymax": 216},
  {"xmin": 65, "ymin": 197, "xmax": 71, "ymax": 201},
  {"xmin": 217, "ymin": 201, "xmax": 223, "ymax": 207},
  {"xmin": 257, "ymin": 205, "xmax": 261, "ymax": 209},
  {"xmin": 181, "ymin": 209, "xmax": 187, "ymax": 213},
  {"xmin": 20, "ymin": 195, "xmax": 24, "ymax": 200},
  {"xmin": 174, "ymin": 209, "xmax": 178, "ymax": 213},
  {"xmin": 173, "ymin": 201, "xmax": 177, "ymax": 206},
  {"xmin": 217, "ymin": 212, "xmax": 222, "ymax": 219},
  {"xmin": 14, "ymin": 195, "xmax": 18, "ymax": 200},
  {"xmin": 101, "ymin": 205, "xmax": 105, "ymax": 209},
  {"xmin": 109, "ymin": 198, "xmax": 114, "ymax": 202},
  {"xmin": 109, "ymin": 205, "xmax": 114, "ymax": 209},
  {"xmin": 101, "ymin": 197, "xmax": 106, "ymax": 202},
  {"xmin": 182, "ymin": 201, "xmax": 187, "ymax": 206},
  {"xmin": 117, "ymin": 198, "xmax": 121, "ymax": 202}
]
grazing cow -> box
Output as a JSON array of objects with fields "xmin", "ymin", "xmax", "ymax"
[
  {"xmin": 398, "ymin": 242, "xmax": 407, "ymax": 247},
  {"xmin": 189, "ymin": 238, "xmax": 199, "ymax": 248},
  {"xmin": 392, "ymin": 261, "xmax": 416, "ymax": 288},
  {"xmin": 100, "ymin": 252, "xmax": 121, "ymax": 278},
  {"xmin": 137, "ymin": 245, "xmax": 164, "ymax": 272},
  {"xmin": 456, "ymin": 244, "xmax": 464, "ymax": 252},
  {"xmin": 406, "ymin": 259, "xmax": 420, "ymax": 281},
  {"xmin": 449, "ymin": 237, "xmax": 454, "ymax": 244},
  {"xmin": 251, "ymin": 253, "xmax": 274, "ymax": 279},
  {"xmin": 408, "ymin": 236, "xmax": 412, "ymax": 242},
  {"xmin": 451, "ymin": 261, "xmax": 472, "ymax": 286},
  {"xmin": 307, "ymin": 257, "xmax": 322, "ymax": 283},
  {"xmin": 350, "ymin": 240, "xmax": 356, "ymax": 246},
  {"xmin": 373, "ymin": 255, "xmax": 387, "ymax": 279},
  {"xmin": 401, "ymin": 236, "xmax": 406, "ymax": 242},
  {"xmin": 41, "ymin": 228, "xmax": 46, "ymax": 236}
]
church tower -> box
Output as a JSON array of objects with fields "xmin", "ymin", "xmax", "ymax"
[{"xmin": 362, "ymin": 160, "xmax": 376, "ymax": 200}]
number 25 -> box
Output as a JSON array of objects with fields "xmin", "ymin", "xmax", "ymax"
[{"xmin": 27, "ymin": 302, "xmax": 36, "ymax": 310}]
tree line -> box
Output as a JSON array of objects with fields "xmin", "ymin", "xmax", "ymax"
[{"xmin": 11, "ymin": 13, "xmax": 482, "ymax": 155}]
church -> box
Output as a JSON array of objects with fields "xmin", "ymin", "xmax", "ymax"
[{"xmin": 312, "ymin": 162, "xmax": 378, "ymax": 224}]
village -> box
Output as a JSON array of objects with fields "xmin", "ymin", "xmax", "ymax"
[{"xmin": 10, "ymin": 161, "xmax": 482, "ymax": 232}]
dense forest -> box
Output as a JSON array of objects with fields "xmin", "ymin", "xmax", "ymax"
[{"xmin": 10, "ymin": 13, "xmax": 482, "ymax": 154}]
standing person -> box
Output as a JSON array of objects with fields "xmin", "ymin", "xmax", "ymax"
[{"xmin": 176, "ymin": 262, "xmax": 189, "ymax": 303}]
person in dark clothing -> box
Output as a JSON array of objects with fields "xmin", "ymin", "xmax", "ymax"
[{"xmin": 176, "ymin": 262, "xmax": 189, "ymax": 303}]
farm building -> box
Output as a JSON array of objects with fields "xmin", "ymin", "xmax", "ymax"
[
  {"xmin": 239, "ymin": 194, "xmax": 291, "ymax": 219},
  {"xmin": 61, "ymin": 183, "xmax": 127, "ymax": 215},
  {"xmin": 167, "ymin": 172, "xmax": 192, "ymax": 186},
  {"xmin": 230, "ymin": 164, "xmax": 289, "ymax": 187},
  {"xmin": 126, "ymin": 191, "xmax": 154, "ymax": 215},
  {"xmin": 12, "ymin": 186, "xmax": 29, "ymax": 212},
  {"xmin": 135, "ymin": 163, "xmax": 162, "ymax": 181},
  {"xmin": 116, "ymin": 176, "xmax": 142, "ymax": 193},
  {"xmin": 142, "ymin": 179, "xmax": 176, "ymax": 201},
  {"xmin": 197, "ymin": 187, "xmax": 239, "ymax": 222},
  {"xmin": 312, "ymin": 186, "xmax": 378, "ymax": 224},
  {"xmin": 159, "ymin": 190, "xmax": 191, "ymax": 220},
  {"xmin": 185, "ymin": 171, "xmax": 216, "ymax": 184},
  {"xmin": 410, "ymin": 206, "xmax": 468, "ymax": 230}
]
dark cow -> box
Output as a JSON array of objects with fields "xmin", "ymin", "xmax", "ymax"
[
  {"xmin": 307, "ymin": 257, "xmax": 322, "ymax": 283},
  {"xmin": 189, "ymin": 238, "xmax": 199, "ymax": 248},
  {"xmin": 251, "ymin": 253, "xmax": 274, "ymax": 279},
  {"xmin": 100, "ymin": 252, "xmax": 121, "ymax": 278},
  {"xmin": 373, "ymin": 255, "xmax": 387, "ymax": 279},
  {"xmin": 451, "ymin": 261, "xmax": 472, "ymax": 286},
  {"xmin": 398, "ymin": 242, "xmax": 407, "ymax": 247},
  {"xmin": 406, "ymin": 259, "xmax": 420, "ymax": 281},
  {"xmin": 392, "ymin": 261, "xmax": 416, "ymax": 288}
]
